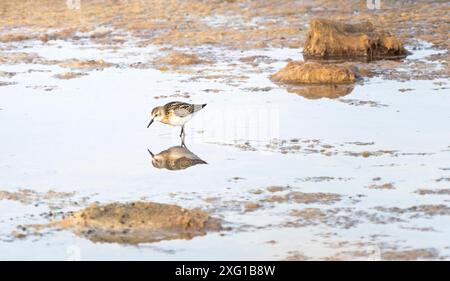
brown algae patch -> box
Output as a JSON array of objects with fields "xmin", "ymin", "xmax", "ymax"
[
  {"xmin": 338, "ymin": 99, "xmax": 388, "ymax": 108},
  {"xmin": 244, "ymin": 202, "xmax": 261, "ymax": 213},
  {"xmin": 381, "ymin": 248, "xmax": 438, "ymax": 261},
  {"xmin": 55, "ymin": 202, "xmax": 221, "ymax": 244},
  {"xmin": 290, "ymin": 192, "xmax": 341, "ymax": 204},
  {"xmin": 344, "ymin": 150, "xmax": 397, "ymax": 157},
  {"xmin": 227, "ymin": 176, "xmax": 246, "ymax": 183},
  {"xmin": 0, "ymin": 81, "xmax": 16, "ymax": 87},
  {"xmin": 0, "ymin": 33, "xmax": 35, "ymax": 43},
  {"xmin": 290, "ymin": 208, "xmax": 327, "ymax": 224},
  {"xmin": 266, "ymin": 186, "xmax": 286, "ymax": 193},
  {"xmin": 296, "ymin": 176, "xmax": 352, "ymax": 182},
  {"xmin": 212, "ymin": 139, "xmax": 428, "ymax": 161},
  {"xmin": 287, "ymin": 207, "xmax": 360, "ymax": 229},
  {"xmin": 156, "ymin": 52, "xmax": 205, "ymax": 67},
  {"xmin": 303, "ymin": 19, "xmax": 408, "ymax": 60},
  {"xmin": 436, "ymin": 177, "xmax": 450, "ymax": 183},
  {"xmin": 53, "ymin": 72, "xmax": 88, "ymax": 80},
  {"xmin": 415, "ymin": 189, "xmax": 450, "ymax": 195},
  {"xmin": 58, "ymin": 59, "xmax": 115, "ymax": 70},
  {"xmin": 263, "ymin": 191, "xmax": 341, "ymax": 205},
  {"xmin": 239, "ymin": 55, "xmax": 276, "ymax": 67},
  {"xmin": 0, "ymin": 52, "xmax": 42, "ymax": 64},
  {"xmin": 26, "ymin": 85, "xmax": 57, "ymax": 92},
  {"xmin": 283, "ymin": 251, "xmax": 310, "ymax": 261},
  {"xmin": 0, "ymin": 189, "xmax": 75, "ymax": 205},
  {"xmin": 0, "ymin": 71, "xmax": 16, "ymax": 78},
  {"xmin": 376, "ymin": 205, "xmax": 450, "ymax": 218},
  {"xmin": 367, "ymin": 183, "xmax": 395, "ymax": 190}
]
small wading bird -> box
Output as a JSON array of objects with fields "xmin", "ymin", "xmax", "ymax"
[
  {"xmin": 147, "ymin": 101, "xmax": 207, "ymax": 138},
  {"xmin": 147, "ymin": 144, "xmax": 207, "ymax": 170}
]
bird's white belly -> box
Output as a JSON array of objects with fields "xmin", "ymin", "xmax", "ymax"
[{"xmin": 168, "ymin": 114, "xmax": 193, "ymax": 126}]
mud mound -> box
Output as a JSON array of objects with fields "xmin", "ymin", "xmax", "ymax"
[
  {"xmin": 57, "ymin": 202, "xmax": 221, "ymax": 244},
  {"xmin": 271, "ymin": 61, "xmax": 357, "ymax": 84},
  {"xmin": 303, "ymin": 19, "xmax": 408, "ymax": 59}
]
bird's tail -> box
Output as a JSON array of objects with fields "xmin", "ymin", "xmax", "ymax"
[{"xmin": 194, "ymin": 104, "xmax": 207, "ymax": 112}]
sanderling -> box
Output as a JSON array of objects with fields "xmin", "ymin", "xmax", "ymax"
[{"xmin": 147, "ymin": 101, "xmax": 207, "ymax": 137}]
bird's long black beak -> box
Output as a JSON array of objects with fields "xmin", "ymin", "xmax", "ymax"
[
  {"xmin": 147, "ymin": 118, "xmax": 154, "ymax": 128},
  {"xmin": 147, "ymin": 149, "xmax": 154, "ymax": 158}
]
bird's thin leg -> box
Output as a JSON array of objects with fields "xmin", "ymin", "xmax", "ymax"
[{"xmin": 179, "ymin": 125, "xmax": 185, "ymax": 138}]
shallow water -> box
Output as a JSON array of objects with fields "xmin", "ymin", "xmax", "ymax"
[{"xmin": 0, "ymin": 38, "xmax": 449, "ymax": 260}]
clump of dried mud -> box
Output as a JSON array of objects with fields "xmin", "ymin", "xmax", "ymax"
[
  {"xmin": 271, "ymin": 61, "xmax": 358, "ymax": 84},
  {"xmin": 303, "ymin": 19, "xmax": 408, "ymax": 59},
  {"xmin": 55, "ymin": 202, "xmax": 221, "ymax": 244}
]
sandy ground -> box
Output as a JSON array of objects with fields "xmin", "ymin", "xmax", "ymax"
[{"xmin": 0, "ymin": 0, "xmax": 449, "ymax": 260}]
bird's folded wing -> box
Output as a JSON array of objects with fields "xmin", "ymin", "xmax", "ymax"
[{"xmin": 174, "ymin": 106, "xmax": 192, "ymax": 117}]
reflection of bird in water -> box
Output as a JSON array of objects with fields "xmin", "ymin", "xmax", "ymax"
[
  {"xmin": 147, "ymin": 144, "xmax": 207, "ymax": 170},
  {"xmin": 147, "ymin": 101, "xmax": 207, "ymax": 138}
]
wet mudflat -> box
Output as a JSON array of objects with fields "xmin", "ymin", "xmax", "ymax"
[{"xmin": 0, "ymin": 0, "xmax": 449, "ymax": 260}]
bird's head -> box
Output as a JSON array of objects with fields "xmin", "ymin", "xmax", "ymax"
[{"xmin": 147, "ymin": 106, "xmax": 164, "ymax": 128}]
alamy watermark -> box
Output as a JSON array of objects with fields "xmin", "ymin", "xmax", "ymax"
[
  {"xmin": 366, "ymin": 245, "xmax": 381, "ymax": 261},
  {"xmin": 367, "ymin": 0, "xmax": 381, "ymax": 10},
  {"xmin": 66, "ymin": 0, "xmax": 81, "ymax": 10},
  {"xmin": 172, "ymin": 107, "xmax": 280, "ymax": 146},
  {"xmin": 66, "ymin": 245, "xmax": 81, "ymax": 261}
]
